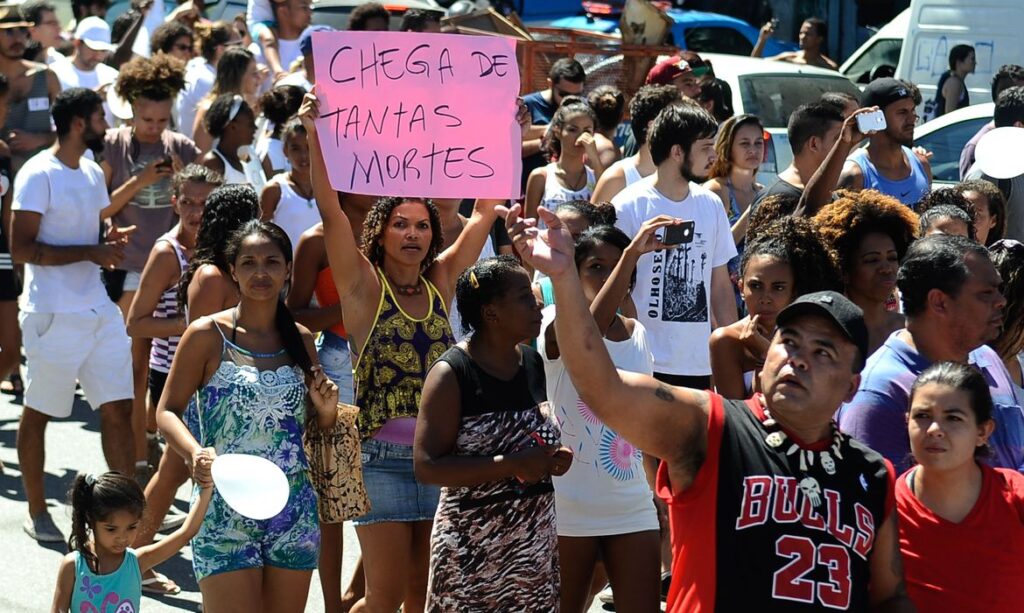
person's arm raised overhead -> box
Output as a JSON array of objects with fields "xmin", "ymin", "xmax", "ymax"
[
  {"xmin": 796, "ymin": 107, "xmax": 876, "ymax": 217},
  {"xmin": 503, "ymin": 204, "xmax": 710, "ymax": 492},
  {"xmin": 429, "ymin": 197, "xmax": 502, "ymax": 304},
  {"xmin": 299, "ymin": 89, "xmax": 378, "ymax": 303}
]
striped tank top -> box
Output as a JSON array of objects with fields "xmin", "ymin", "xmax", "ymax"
[
  {"xmin": 353, "ymin": 268, "xmax": 454, "ymax": 439},
  {"xmin": 149, "ymin": 232, "xmax": 189, "ymax": 372}
]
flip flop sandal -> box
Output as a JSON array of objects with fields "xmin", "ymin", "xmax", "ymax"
[
  {"xmin": 0, "ymin": 374, "xmax": 23, "ymax": 395},
  {"xmin": 142, "ymin": 572, "xmax": 181, "ymax": 595}
]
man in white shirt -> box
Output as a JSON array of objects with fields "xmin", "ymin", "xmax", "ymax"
[
  {"xmin": 612, "ymin": 103, "xmax": 737, "ymax": 389},
  {"xmin": 9, "ymin": 87, "xmax": 136, "ymax": 543},
  {"xmin": 51, "ymin": 16, "xmax": 118, "ymax": 125}
]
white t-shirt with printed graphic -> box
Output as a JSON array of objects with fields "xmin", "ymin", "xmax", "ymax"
[
  {"xmin": 538, "ymin": 305, "xmax": 659, "ymax": 537},
  {"xmin": 612, "ymin": 179, "xmax": 736, "ymax": 376}
]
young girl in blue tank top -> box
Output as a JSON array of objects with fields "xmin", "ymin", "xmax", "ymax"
[{"xmin": 51, "ymin": 471, "xmax": 212, "ymax": 613}]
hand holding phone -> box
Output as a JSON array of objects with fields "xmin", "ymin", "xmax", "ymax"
[
  {"xmin": 856, "ymin": 109, "xmax": 887, "ymax": 134},
  {"xmin": 662, "ymin": 220, "xmax": 695, "ymax": 246}
]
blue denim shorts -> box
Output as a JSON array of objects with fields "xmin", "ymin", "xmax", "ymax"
[
  {"xmin": 352, "ymin": 438, "xmax": 440, "ymax": 526},
  {"xmin": 317, "ymin": 331, "xmax": 355, "ymax": 406}
]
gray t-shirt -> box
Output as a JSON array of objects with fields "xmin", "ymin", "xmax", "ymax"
[
  {"xmin": 965, "ymin": 162, "xmax": 1024, "ymax": 241},
  {"xmin": 103, "ymin": 127, "xmax": 200, "ymax": 272}
]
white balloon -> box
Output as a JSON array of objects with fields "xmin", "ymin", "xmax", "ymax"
[
  {"xmin": 211, "ymin": 454, "xmax": 290, "ymax": 520},
  {"xmin": 975, "ymin": 126, "xmax": 1024, "ymax": 179}
]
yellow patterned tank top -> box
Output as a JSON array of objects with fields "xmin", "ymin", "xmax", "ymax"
[{"xmin": 354, "ymin": 268, "xmax": 454, "ymax": 439}]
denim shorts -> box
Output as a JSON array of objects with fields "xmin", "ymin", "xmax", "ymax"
[
  {"xmin": 352, "ymin": 438, "xmax": 440, "ymax": 526},
  {"xmin": 317, "ymin": 331, "xmax": 355, "ymax": 405}
]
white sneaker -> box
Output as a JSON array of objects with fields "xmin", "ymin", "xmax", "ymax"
[{"xmin": 597, "ymin": 583, "xmax": 614, "ymax": 605}]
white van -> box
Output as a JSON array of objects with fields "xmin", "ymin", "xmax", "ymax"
[
  {"xmin": 840, "ymin": 0, "xmax": 1023, "ymax": 118},
  {"xmin": 900, "ymin": 0, "xmax": 1022, "ymax": 115}
]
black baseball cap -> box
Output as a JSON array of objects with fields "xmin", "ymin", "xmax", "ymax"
[
  {"xmin": 861, "ymin": 77, "xmax": 914, "ymax": 110},
  {"xmin": 776, "ymin": 291, "xmax": 870, "ymax": 371}
]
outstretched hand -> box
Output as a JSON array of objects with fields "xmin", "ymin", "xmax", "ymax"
[{"xmin": 498, "ymin": 204, "xmax": 575, "ymax": 277}]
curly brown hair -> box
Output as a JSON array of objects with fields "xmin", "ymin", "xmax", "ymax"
[
  {"xmin": 744, "ymin": 193, "xmax": 800, "ymax": 243},
  {"xmin": 812, "ymin": 189, "xmax": 919, "ymax": 277},
  {"xmin": 361, "ymin": 197, "xmax": 444, "ymax": 271},
  {"xmin": 115, "ymin": 54, "xmax": 187, "ymax": 103}
]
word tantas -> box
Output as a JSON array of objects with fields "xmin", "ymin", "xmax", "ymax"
[{"xmin": 328, "ymin": 42, "xmax": 512, "ymax": 88}]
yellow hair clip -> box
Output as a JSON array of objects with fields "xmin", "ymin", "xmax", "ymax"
[{"xmin": 469, "ymin": 271, "xmax": 480, "ymax": 288}]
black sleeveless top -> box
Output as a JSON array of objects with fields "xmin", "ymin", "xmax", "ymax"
[
  {"xmin": 934, "ymin": 70, "xmax": 969, "ymax": 118},
  {"xmin": 437, "ymin": 344, "xmax": 546, "ymax": 418},
  {"xmin": 660, "ymin": 394, "xmax": 893, "ymax": 611},
  {"xmin": 433, "ymin": 344, "xmax": 551, "ymax": 508}
]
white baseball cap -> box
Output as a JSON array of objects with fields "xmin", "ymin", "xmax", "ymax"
[{"xmin": 74, "ymin": 16, "xmax": 116, "ymax": 52}]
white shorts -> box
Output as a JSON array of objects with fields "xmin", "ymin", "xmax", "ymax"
[{"xmin": 19, "ymin": 302, "xmax": 134, "ymax": 418}]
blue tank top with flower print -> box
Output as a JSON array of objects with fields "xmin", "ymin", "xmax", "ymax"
[{"xmin": 195, "ymin": 316, "xmax": 309, "ymax": 475}]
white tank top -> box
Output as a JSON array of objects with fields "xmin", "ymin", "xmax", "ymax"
[
  {"xmin": 212, "ymin": 148, "xmax": 249, "ymax": 185},
  {"xmin": 268, "ymin": 174, "xmax": 320, "ymax": 254},
  {"xmin": 541, "ymin": 162, "xmax": 595, "ymax": 209},
  {"xmin": 610, "ymin": 156, "xmax": 644, "ymax": 187}
]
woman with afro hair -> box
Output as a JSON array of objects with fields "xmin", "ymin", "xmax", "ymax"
[
  {"xmin": 101, "ymin": 54, "xmax": 200, "ymax": 512},
  {"xmin": 813, "ymin": 189, "xmax": 919, "ymax": 355}
]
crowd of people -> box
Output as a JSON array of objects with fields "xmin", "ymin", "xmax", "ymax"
[{"xmin": 0, "ymin": 2, "xmax": 1021, "ymax": 612}]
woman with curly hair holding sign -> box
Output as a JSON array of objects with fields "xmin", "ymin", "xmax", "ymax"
[{"xmin": 300, "ymin": 90, "xmax": 504, "ymax": 613}]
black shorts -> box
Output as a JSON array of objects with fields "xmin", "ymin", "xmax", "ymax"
[
  {"xmin": 653, "ymin": 372, "xmax": 711, "ymax": 391},
  {"xmin": 102, "ymin": 268, "xmax": 127, "ymax": 303},
  {"xmin": 148, "ymin": 368, "xmax": 169, "ymax": 408},
  {"xmin": 0, "ymin": 267, "xmax": 20, "ymax": 301}
]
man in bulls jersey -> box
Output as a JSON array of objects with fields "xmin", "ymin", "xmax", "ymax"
[{"xmin": 502, "ymin": 204, "xmax": 914, "ymax": 612}]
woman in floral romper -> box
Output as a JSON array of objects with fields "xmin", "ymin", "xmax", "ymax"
[{"xmin": 157, "ymin": 208, "xmax": 339, "ymax": 612}]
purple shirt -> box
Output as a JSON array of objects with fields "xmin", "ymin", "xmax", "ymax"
[
  {"xmin": 959, "ymin": 120, "xmax": 995, "ymax": 181},
  {"xmin": 837, "ymin": 330, "xmax": 1024, "ymax": 472}
]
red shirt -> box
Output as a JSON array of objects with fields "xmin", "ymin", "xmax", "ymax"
[{"xmin": 897, "ymin": 464, "xmax": 1024, "ymax": 613}]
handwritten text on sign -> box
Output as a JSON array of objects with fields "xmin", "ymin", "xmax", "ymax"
[{"xmin": 312, "ymin": 31, "xmax": 522, "ymax": 199}]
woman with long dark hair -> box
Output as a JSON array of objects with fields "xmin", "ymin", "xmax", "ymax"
[{"xmin": 157, "ymin": 218, "xmax": 339, "ymax": 611}]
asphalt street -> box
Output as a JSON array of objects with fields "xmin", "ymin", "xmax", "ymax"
[{"xmin": 0, "ymin": 384, "xmax": 613, "ymax": 612}]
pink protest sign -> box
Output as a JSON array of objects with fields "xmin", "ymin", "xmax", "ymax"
[{"xmin": 312, "ymin": 30, "xmax": 522, "ymax": 199}]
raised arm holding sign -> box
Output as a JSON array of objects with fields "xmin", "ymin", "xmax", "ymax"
[{"xmin": 310, "ymin": 30, "xmax": 523, "ymax": 199}]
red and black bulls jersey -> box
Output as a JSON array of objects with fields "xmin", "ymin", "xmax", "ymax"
[{"xmin": 656, "ymin": 393, "xmax": 894, "ymax": 612}]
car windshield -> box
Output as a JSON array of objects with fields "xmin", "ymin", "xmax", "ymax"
[{"xmin": 738, "ymin": 75, "xmax": 861, "ymax": 128}]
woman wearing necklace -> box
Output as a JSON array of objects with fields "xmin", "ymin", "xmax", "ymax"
[
  {"xmin": 100, "ymin": 54, "xmax": 200, "ymax": 488},
  {"xmin": 897, "ymin": 362, "xmax": 1024, "ymax": 612},
  {"xmin": 157, "ymin": 219, "xmax": 339, "ymax": 612},
  {"xmin": 261, "ymin": 118, "xmax": 318, "ymax": 254},
  {"xmin": 301, "ymin": 93, "xmax": 503, "ymax": 613},
  {"xmin": 525, "ymin": 98, "xmax": 604, "ymax": 221}
]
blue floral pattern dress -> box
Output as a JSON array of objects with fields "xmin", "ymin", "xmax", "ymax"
[{"xmin": 190, "ymin": 317, "xmax": 320, "ymax": 581}]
